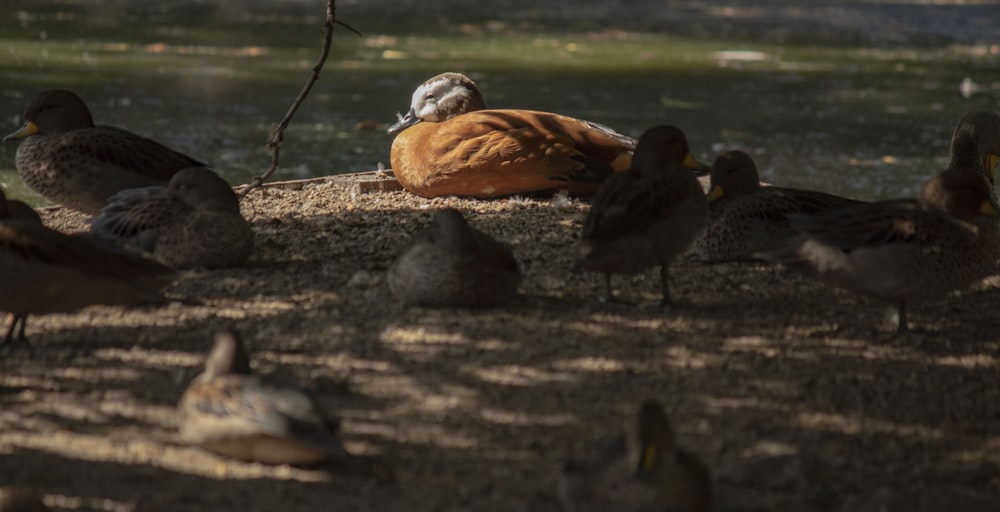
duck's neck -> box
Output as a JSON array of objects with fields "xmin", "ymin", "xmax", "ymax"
[{"xmin": 950, "ymin": 129, "xmax": 986, "ymax": 171}]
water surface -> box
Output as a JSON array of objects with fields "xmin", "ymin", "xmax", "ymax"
[{"xmin": 1, "ymin": 0, "xmax": 998, "ymax": 205}]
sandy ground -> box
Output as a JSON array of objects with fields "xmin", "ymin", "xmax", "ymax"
[{"xmin": 0, "ymin": 178, "xmax": 998, "ymax": 511}]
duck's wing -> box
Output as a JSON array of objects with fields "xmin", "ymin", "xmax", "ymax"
[
  {"xmin": 754, "ymin": 187, "xmax": 867, "ymax": 220},
  {"xmin": 583, "ymin": 172, "xmax": 699, "ymax": 239},
  {"xmin": 785, "ymin": 199, "xmax": 944, "ymax": 251},
  {"xmin": 0, "ymin": 219, "xmax": 174, "ymax": 283},
  {"xmin": 71, "ymin": 126, "xmax": 206, "ymax": 181},
  {"xmin": 400, "ymin": 110, "xmax": 635, "ymax": 197},
  {"xmin": 91, "ymin": 185, "xmax": 187, "ymax": 251},
  {"xmin": 180, "ymin": 375, "xmax": 341, "ymax": 451}
]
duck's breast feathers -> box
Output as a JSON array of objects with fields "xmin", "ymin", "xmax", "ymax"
[{"xmin": 68, "ymin": 126, "xmax": 206, "ymax": 181}]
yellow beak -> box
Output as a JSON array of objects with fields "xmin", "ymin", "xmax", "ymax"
[
  {"xmin": 4, "ymin": 121, "xmax": 38, "ymax": 141},
  {"xmin": 706, "ymin": 185, "xmax": 725, "ymax": 203},
  {"xmin": 980, "ymin": 200, "xmax": 998, "ymax": 217},
  {"xmin": 682, "ymin": 153, "xmax": 710, "ymax": 173},
  {"xmin": 634, "ymin": 442, "xmax": 658, "ymax": 477}
]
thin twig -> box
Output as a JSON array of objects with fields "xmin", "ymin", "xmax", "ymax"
[{"xmin": 238, "ymin": 0, "xmax": 354, "ymax": 201}]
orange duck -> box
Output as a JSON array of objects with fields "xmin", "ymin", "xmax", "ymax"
[{"xmin": 387, "ymin": 72, "xmax": 643, "ymax": 198}]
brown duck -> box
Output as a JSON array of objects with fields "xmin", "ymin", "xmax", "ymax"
[{"xmin": 387, "ymin": 72, "xmax": 646, "ymax": 198}]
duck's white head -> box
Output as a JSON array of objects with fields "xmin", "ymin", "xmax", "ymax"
[{"xmin": 387, "ymin": 72, "xmax": 487, "ymax": 135}]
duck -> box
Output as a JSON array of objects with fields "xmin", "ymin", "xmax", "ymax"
[
  {"xmin": 177, "ymin": 329, "xmax": 348, "ymax": 465},
  {"xmin": 3, "ymin": 89, "xmax": 205, "ymax": 214},
  {"xmin": 387, "ymin": 208, "xmax": 520, "ymax": 307},
  {"xmin": 387, "ymin": 72, "xmax": 657, "ymax": 199},
  {"xmin": 949, "ymin": 110, "xmax": 1000, "ymax": 203},
  {"xmin": 765, "ymin": 167, "xmax": 1000, "ymax": 333},
  {"xmin": 578, "ymin": 125, "xmax": 709, "ymax": 305},
  {"xmin": 90, "ymin": 167, "xmax": 254, "ymax": 269},
  {"xmin": 557, "ymin": 400, "xmax": 712, "ymax": 512},
  {"xmin": 0, "ymin": 190, "xmax": 175, "ymax": 348},
  {"xmin": 691, "ymin": 150, "xmax": 865, "ymax": 262}
]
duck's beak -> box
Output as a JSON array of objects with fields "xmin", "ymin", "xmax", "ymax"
[
  {"xmin": 3, "ymin": 120, "xmax": 37, "ymax": 141},
  {"xmin": 387, "ymin": 108, "xmax": 421, "ymax": 135},
  {"xmin": 706, "ymin": 185, "xmax": 725, "ymax": 203},
  {"xmin": 683, "ymin": 153, "xmax": 710, "ymax": 176},
  {"xmin": 633, "ymin": 441, "xmax": 658, "ymax": 478},
  {"xmin": 987, "ymin": 153, "xmax": 999, "ymax": 184},
  {"xmin": 980, "ymin": 200, "xmax": 999, "ymax": 217}
]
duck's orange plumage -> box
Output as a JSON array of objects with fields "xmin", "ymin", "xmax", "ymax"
[{"xmin": 387, "ymin": 72, "xmax": 637, "ymax": 198}]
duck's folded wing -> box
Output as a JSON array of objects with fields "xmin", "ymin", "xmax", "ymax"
[
  {"xmin": 583, "ymin": 174, "xmax": 694, "ymax": 239},
  {"xmin": 785, "ymin": 199, "xmax": 936, "ymax": 250},
  {"xmin": 91, "ymin": 186, "xmax": 187, "ymax": 251},
  {"xmin": 0, "ymin": 221, "xmax": 174, "ymax": 284},
  {"xmin": 76, "ymin": 126, "xmax": 206, "ymax": 181}
]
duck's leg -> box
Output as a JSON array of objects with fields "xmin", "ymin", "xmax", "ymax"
[
  {"xmin": 894, "ymin": 300, "xmax": 908, "ymax": 334},
  {"xmin": 659, "ymin": 265, "xmax": 673, "ymax": 306},
  {"xmin": 3, "ymin": 314, "xmax": 17, "ymax": 346},
  {"xmin": 598, "ymin": 273, "xmax": 616, "ymax": 303},
  {"xmin": 3, "ymin": 314, "xmax": 31, "ymax": 351}
]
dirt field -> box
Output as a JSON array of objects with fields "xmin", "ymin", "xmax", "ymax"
[{"xmin": 0, "ymin": 177, "xmax": 998, "ymax": 511}]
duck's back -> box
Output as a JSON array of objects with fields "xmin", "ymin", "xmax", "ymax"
[
  {"xmin": 15, "ymin": 125, "xmax": 204, "ymax": 213},
  {"xmin": 694, "ymin": 186, "xmax": 865, "ymax": 262},
  {"xmin": 391, "ymin": 109, "xmax": 634, "ymax": 198}
]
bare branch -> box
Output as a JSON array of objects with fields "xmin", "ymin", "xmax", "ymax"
[{"xmin": 238, "ymin": 0, "xmax": 348, "ymax": 201}]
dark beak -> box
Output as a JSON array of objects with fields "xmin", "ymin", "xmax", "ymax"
[{"xmin": 387, "ymin": 107, "xmax": 420, "ymax": 135}]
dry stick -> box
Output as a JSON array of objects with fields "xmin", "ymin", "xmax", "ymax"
[{"xmin": 238, "ymin": 0, "xmax": 347, "ymax": 201}]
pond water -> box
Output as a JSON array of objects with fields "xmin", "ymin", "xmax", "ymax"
[{"xmin": 1, "ymin": 0, "xmax": 998, "ymax": 206}]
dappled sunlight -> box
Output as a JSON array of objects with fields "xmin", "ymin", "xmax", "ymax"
[
  {"xmin": 92, "ymin": 347, "xmax": 202, "ymax": 368},
  {"xmin": 478, "ymin": 407, "xmax": 574, "ymax": 427},
  {"xmin": 550, "ymin": 356, "xmax": 626, "ymax": 373},
  {"xmin": 42, "ymin": 493, "xmax": 133, "ymax": 512},
  {"xmin": 381, "ymin": 324, "xmax": 473, "ymax": 347},
  {"xmin": 49, "ymin": 365, "xmax": 144, "ymax": 384},
  {"xmin": 731, "ymin": 439, "xmax": 800, "ymax": 458},
  {"xmin": 466, "ymin": 364, "xmax": 577, "ymax": 386},
  {"xmin": 792, "ymin": 411, "xmax": 945, "ymax": 440}
]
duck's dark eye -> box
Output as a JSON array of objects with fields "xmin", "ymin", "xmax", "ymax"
[{"xmin": 424, "ymin": 93, "xmax": 435, "ymax": 101}]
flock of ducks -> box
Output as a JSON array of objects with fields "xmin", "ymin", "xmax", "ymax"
[
  {"xmin": 2, "ymin": 71, "xmax": 1000, "ymax": 510},
  {"xmin": 388, "ymin": 73, "xmax": 1000, "ymax": 335}
]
